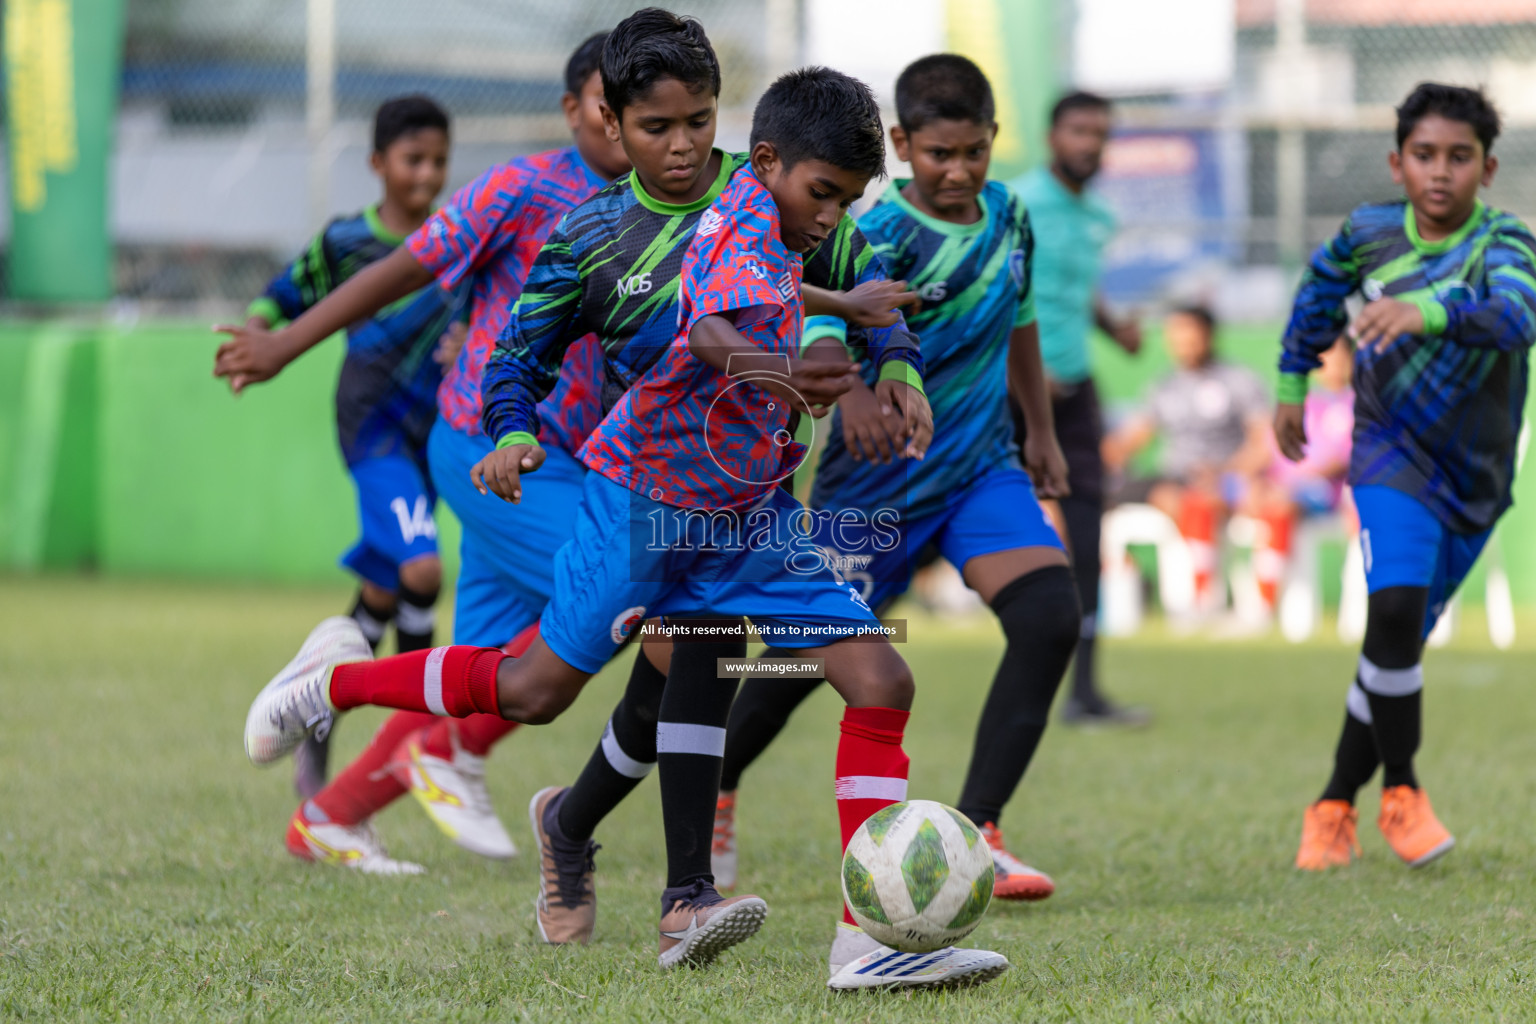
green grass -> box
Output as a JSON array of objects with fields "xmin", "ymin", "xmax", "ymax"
[{"xmin": 2, "ymin": 576, "xmax": 1535, "ymax": 1022}]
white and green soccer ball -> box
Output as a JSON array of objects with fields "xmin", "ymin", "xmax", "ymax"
[{"xmin": 840, "ymin": 799, "xmax": 994, "ymax": 952}]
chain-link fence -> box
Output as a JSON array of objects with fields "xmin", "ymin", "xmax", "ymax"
[
  {"xmin": 107, "ymin": 0, "xmax": 790, "ymax": 305},
  {"xmin": 1093, "ymin": 0, "xmax": 1536, "ymax": 322}
]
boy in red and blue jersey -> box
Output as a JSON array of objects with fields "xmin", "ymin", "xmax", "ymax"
[
  {"xmin": 1284, "ymin": 84, "xmax": 1536, "ymax": 872},
  {"xmin": 222, "ymin": 37, "xmax": 705, "ymax": 874},
  {"xmin": 713, "ymin": 54, "xmax": 1082, "ymax": 907}
]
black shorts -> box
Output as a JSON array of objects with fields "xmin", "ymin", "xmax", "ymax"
[{"xmin": 1012, "ymin": 377, "xmax": 1105, "ymax": 505}]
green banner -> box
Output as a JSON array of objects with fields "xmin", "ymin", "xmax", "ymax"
[
  {"xmin": 946, "ymin": 0, "xmax": 1061, "ymax": 181},
  {"xmin": 4, "ymin": 0, "xmax": 125, "ymax": 301}
]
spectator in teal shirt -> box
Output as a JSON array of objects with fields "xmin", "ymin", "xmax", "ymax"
[{"xmin": 1010, "ymin": 91, "xmax": 1147, "ymax": 727}]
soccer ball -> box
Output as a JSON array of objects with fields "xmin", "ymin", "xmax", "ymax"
[{"xmin": 840, "ymin": 800, "xmax": 994, "ymax": 952}]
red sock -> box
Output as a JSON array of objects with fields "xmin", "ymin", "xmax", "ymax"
[
  {"xmin": 1178, "ymin": 491, "xmax": 1219, "ymax": 603},
  {"xmin": 307, "ymin": 710, "xmax": 436, "ymax": 825},
  {"xmin": 1254, "ymin": 509, "xmax": 1293, "ymax": 609},
  {"xmin": 836, "ymin": 706, "xmax": 910, "ymax": 926},
  {"xmin": 418, "ymin": 623, "xmax": 537, "ymax": 758},
  {"xmin": 328, "ymin": 646, "xmax": 505, "ymax": 717}
]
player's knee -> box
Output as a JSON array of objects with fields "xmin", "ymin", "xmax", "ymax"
[
  {"xmin": 1363, "ymin": 585, "xmax": 1429, "ymax": 667},
  {"xmin": 518, "ymin": 688, "xmax": 576, "ymax": 726},
  {"xmin": 992, "ymin": 565, "xmax": 1080, "ymax": 658},
  {"xmin": 399, "ymin": 555, "xmax": 442, "ymax": 597}
]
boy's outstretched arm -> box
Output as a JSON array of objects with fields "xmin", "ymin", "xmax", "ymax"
[
  {"xmin": 214, "ymin": 246, "xmax": 435, "ymax": 392},
  {"xmin": 802, "ymin": 317, "xmax": 907, "ymax": 464},
  {"xmin": 1276, "ymin": 216, "xmax": 1362, "ymax": 458},
  {"xmin": 1008, "ymin": 322, "xmax": 1069, "ymax": 498},
  {"xmin": 1414, "ymin": 220, "xmax": 1536, "ymax": 352},
  {"xmin": 688, "ymin": 314, "xmax": 859, "ymax": 414}
]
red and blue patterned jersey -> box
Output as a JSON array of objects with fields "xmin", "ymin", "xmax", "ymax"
[
  {"xmin": 251, "ymin": 205, "xmax": 463, "ymax": 466},
  {"xmin": 579, "ymin": 165, "xmax": 924, "ymax": 511},
  {"xmin": 406, "ymin": 146, "xmax": 607, "ymax": 452},
  {"xmin": 1280, "ymin": 200, "xmax": 1536, "ymax": 532}
]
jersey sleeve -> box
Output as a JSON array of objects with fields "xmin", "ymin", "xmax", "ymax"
[
  {"xmin": 682, "ymin": 205, "xmax": 788, "ymax": 334},
  {"xmin": 804, "ymin": 216, "xmax": 925, "ymax": 385},
  {"xmin": 1278, "ymin": 212, "xmax": 1363, "ymax": 402},
  {"xmin": 248, "ymin": 226, "xmax": 334, "ymax": 325},
  {"xmin": 801, "ymin": 314, "xmax": 849, "ymax": 355},
  {"xmin": 1012, "ymin": 193, "xmax": 1038, "ymax": 328},
  {"xmin": 479, "ymin": 218, "xmax": 587, "ymax": 446},
  {"xmin": 1428, "ymin": 216, "xmax": 1536, "ymax": 352},
  {"xmin": 407, "ymin": 163, "xmax": 528, "ymax": 293}
]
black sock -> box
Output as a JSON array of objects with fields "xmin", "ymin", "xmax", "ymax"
[
  {"xmin": 1359, "ymin": 585, "xmax": 1427, "ymax": 791},
  {"xmin": 657, "ymin": 632, "xmax": 743, "ymax": 890},
  {"xmin": 956, "ymin": 566, "xmax": 1080, "ymax": 827},
  {"xmin": 395, "ymin": 585, "xmax": 438, "ymax": 654},
  {"xmin": 558, "ymin": 650, "xmax": 665, "ymax": 841},
  {"xmin": 719, "ymin": 648, "xmax": 823, "ymax": 792},
  {"xmin": 1319, "ymin": 686, "xmax": 1380, "ymax": 803},
  {"xmin": 1060, "ymin": 495, "xmax": 1104, "ymax": 706},
  {"xmin": 349, "ymin": 589, "xmax": 393, "ymax": 653}
]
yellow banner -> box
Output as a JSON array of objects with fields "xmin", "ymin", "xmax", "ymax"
[{"xmin": 5, "ymin": 0, "xmax": 79, "ymax": 213}]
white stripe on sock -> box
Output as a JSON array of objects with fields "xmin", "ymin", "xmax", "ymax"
[
  {"xmin": 1357, "ymin": 655, "xmax": 1422, "ymax": 696},
  {"xmin": 396, "ymin": 601, "xmax": 435, "ymax": 635},
  {"xmin": 1345, "ymin": 680, "xmax": 1373, "ymax": 724},
  {"xmin": 835, "ymin": 775, "xmax": 908, "ymax": 802},
  {"xmin": 423, "ymin": 647, "xmax": 448, "ymax": 716},
  {"xmin": 657, "ymin": 721, "xmax": 727, "ymax": 758},
  {"xmin": 354, "ymin": 607, "xmax": 389, "ymax": 643},
  {"xmin": 601, "ymin": 720, "xmax": 654, "ymax": 779}
]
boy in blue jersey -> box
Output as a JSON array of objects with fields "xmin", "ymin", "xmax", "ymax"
[
  {"xmin": 1285, "ymin": 84, "xmax": 1536, "ymax": 871},
  {"xmin": 712, "ymin": 54, "xmax": 1082, "ymax": 905},
  {"xmin": 238, "ymin": 96, "xmax": 460, "ymax": 797}
]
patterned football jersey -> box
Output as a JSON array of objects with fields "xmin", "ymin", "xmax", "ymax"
[
  {"xmin": 578, "ymin": 165, "xmax": 924, "ymax": 512},
  {"xmin": 406, "ymin": 146, "xmax": 608, "ymax": 452},
  {"xmin": 251, "ymin": 206, "xmax": 463, "ymax": 465},
  {"xmin": 808, "ymin": 180, "xmax": 1035, "ymax": 520},
  {"xmin": 1280, "ymin": 200, "xmax": 1536, "ymax": 531},
  {"xmin": 479, "ymin": 151, "xmax": 920, "ymax": 449}
]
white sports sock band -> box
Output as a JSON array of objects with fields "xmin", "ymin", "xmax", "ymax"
[
  {"xmin": 1357, "ymin": 654, "xmax": 1423, "ymax": 696},
  {"xmin": 395, "ymin": 601, "xmax": 435, "ymax": 635},
  {"xmin": 601, "ymin": 720, "xmax": 654, "ymax": 779},
  {"xmin": 353, "ymin": 606, "xmax": 389, "ymax": 643},
  {"xmin": 656, "ymin": 721, "xmax": 727, "ymax": 758},
  {"xmin": 1346, "ymin": 680, "xmax": 1373, "ymax": 724},
  {"xmin": 834, "ymin": 775, "xmax": 908, "ymax": 802},
  {"xmin": 422, "ymin": 647, "xmax": 448, "ymax": 716}
]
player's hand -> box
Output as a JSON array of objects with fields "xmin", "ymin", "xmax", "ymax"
[
  {"xmin": 762, "ymin": 359, "xmax": 859, "ymax": 417},
  {"xmin": 837, "ymin": 280, "xmax": 922, "ymax": 328},
  {"xmin": 1349, "ymin": 298, "xmax": 1424, "ymax": 353},
  {"xmin": 1274, "ymin": 402, "xmax": 1307, "ymax": 462},
  {"xmin": 1109, "ymin": 319, "xmax": 1142, "ymax": 355},
  {"xmin": 434, "ymin": 320, "xmax": 469, "ymax": 368},
  {"xmin": 875, "ymin": 378, "xmax": 932, "ymax": 460},
  {"xmin": 1024, "ymin": 432, "xmax": 1071, "ymax": 499},
  {"xmin": 837, "ymin": 381, "xmax": 905, "ymax": 463},
  {"xmin": 212, "ymin": 323, "xmax": 291, "ymax": 394},
  {"xmin": 471, "ymin": 444, "xmax": 545, "ymax": 504}
]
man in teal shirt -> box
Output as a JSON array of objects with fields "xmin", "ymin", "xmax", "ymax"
[{"xmin": 1011, "ymin": 91, "xmax": 1146, "ymax": 726}]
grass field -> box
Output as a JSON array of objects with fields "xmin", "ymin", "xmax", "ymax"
[{"xmin": 2, "ymin": 576, "xmax": 1535, "ymax": 1022}]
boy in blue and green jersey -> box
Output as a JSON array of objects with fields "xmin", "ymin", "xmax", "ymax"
[
  {"xmin": 1285, "ymin": 84, "xmax": 1536, "ymax": 872},
  {"xmin": 244, "ymin": 95, "xmax": 462, "ymax": 795},
  {"xmin": 714, "ymin": 54, "xmax": 1082, "ymax": 905}
]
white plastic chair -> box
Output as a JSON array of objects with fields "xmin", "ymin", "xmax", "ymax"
[{"xmin": 1099, "ymin": 503, "xmax": 1196, "ymax": 636}]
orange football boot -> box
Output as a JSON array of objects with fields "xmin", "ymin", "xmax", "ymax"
[
  {"xmin": 981, "ymin": 822, "xmax": 1055, "ymax": 900},
  {"xmin": 1378, "ymin": 786, "xmax": 1455, "ymax": 867},
  {"xmin": 1295, "ymin": 800, "xmax": 1361, "ymax": 871}
]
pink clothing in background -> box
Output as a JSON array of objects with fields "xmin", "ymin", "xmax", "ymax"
[{"xmin": 1271, "ymin": 387, "xmax": 1354, "ymax": 509}]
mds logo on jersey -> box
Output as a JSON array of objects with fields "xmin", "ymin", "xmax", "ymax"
[
  {"xmin": 917, "ymin": 281, "xmax": 948, "ymax": 302},
  {"xmin": 618, "ymin": 272, "xmax": 653, "ymax": 298}
]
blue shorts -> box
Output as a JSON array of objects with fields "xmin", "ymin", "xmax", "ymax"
[
  {"xmin": 429, "ymin": 421, "xmax": 587, "ymax": 647},
  {"xmin": 541, "ymin": 473, "xmax": 881, "ymax": 673},
  {"xmin": 341, "ymin": 452, "xmax": 439, "ymax": 590},
  {"xmin": 814, "ymin": 465, "xmax": 1063, "ymax": 609},
  {"xmin": 1355, "ymin": 485, "xmax": 1493, "ymax": 638}
]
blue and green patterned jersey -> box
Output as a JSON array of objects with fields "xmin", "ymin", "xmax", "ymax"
[
  {"xmin": 1280, "ymin": 199, "xmax": 1536, "ymax": 532},
  {"xmin": 251, "ymin": 205, "xmax": 466, "ymax": 466},
  {"xmin": 808, "ymin": 180, "xmax": 1034, "ymax": 520}
]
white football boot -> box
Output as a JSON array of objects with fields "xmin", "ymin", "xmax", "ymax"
[
  {"xmin": 392, "ymin": 727, "xmax": 517, "ymax": 859},
  {"xmin": 285, "ymin": 803, "xmax": 425, "ymax": 876},
  {"xmin": 827, "ymin": 922, "xmax": 1010, "ymax": 991},
  {"xmin": 245, "ymin": 616, "xmax": 371, "ymax": 765}
]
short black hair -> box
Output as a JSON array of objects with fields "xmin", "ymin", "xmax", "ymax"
[
  {"xmin": 895, "ymin": 54, "xmax": 995, "ymax": 132},
  {"xmin": 601, "ymin": 8, "xmax": 720, "ymax": 118},
  {"xmin": 373, "ymin": 95, "xmax": 449, "ymax": 154},
  {"xmin": 750, "ymin": 67, "xmax": 886, "ymax": 179},
  {"xmin": 1169, "ymin": 303, "xmax": 1217, "ymax": 338},
  {"xmin": 1050, "ymin": 90, "xmax": 1111, "ymax": 127},
  {"xmin": 565, "ymin": 32, "xmax": 608, "ymax": 97},
  {"xmin": 1396, "ymin": 82, "xmax": 1501, "ymax": 153}
]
